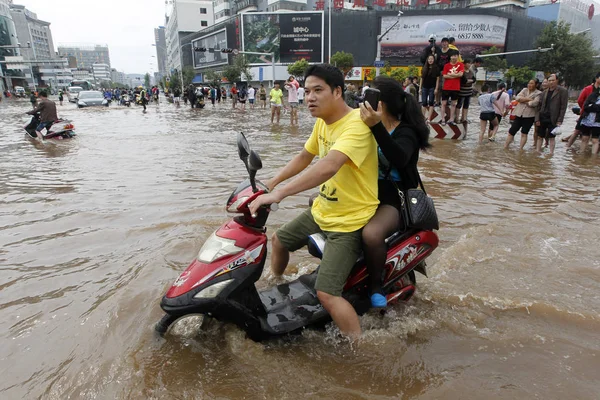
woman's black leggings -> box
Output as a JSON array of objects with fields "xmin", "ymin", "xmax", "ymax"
[{"xmin": 362, "ymin": 205, "xmax": 401, "ymax": 295}]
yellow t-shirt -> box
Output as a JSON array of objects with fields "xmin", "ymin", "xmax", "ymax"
[
  {"xmin": 269, "ymin": 88, "xmax": 283, "ymax": 105},
  {"xmin": 304, "ymin": 109, "xmax": 379, "ymax": 232}
]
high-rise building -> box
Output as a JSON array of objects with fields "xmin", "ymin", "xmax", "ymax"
[
  {"xmin": 0, "ymin": 0, "xmax": 24, "ymax": 91},
  {"xmin": 9, "ymin": 4, "xmax": 56, "ymax": 60},
  {"xmin": 528, "ymin": 0, "xmax": 600, "ymax": 49},
  {"xmin": 213, "ymin": 0, "xmax": 233, "ymax": 24},
  {"xmin": 57, "ymin": 44, "xmax": 111, "ymax": 69},
  {"xmin": 154, "ymin": 26, "xmax": 167, "ymax": 78},
  {"xmin": 8, "ymin": 3, "xmax": 72, "ymax": 89},
  {"xmin": 92, "ymin": 63, "xmax": 110, "ymax": 84},
  {"xmin": 165, "ymin": 0, "xmax": 215, "ymax": 74},
  {"xmin": 111, "ymin": 68, "xmax": 127, "ymax": 86}
]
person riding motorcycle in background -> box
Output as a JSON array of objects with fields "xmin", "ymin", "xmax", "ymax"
[
  {"xmin": 26, "ymin": 90, "xmax": 58, "ymax": 140},
  {"xmin": 359, "ymin": 77, "xmax": 431, "ymax": 308}
]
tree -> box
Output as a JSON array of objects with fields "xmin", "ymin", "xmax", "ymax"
[
  {"xmin": 330, "ymin": 51, "xmax": 354, "ymax": 75},
  {"xmin": 223, "ymin": 55, "xmax": 252, "ymax": 83},
  {"xmin": 169, "ymin": 73, "xmax": 181, "ymax": 92},
  {"xmin": 205, "ymin": 69, "xmax": 223, "ymax": 87},
  {"xmin": 287, "ymin": 59, "xmax": 309, "ymax": 79},
  {"xmin": 99, "ymin": 80, "xmax": 112, "ymax": 89},
  {"xmin": 481, "ymin": 46, "xmax": 508, "ymax": 74},
  {"xmin": 530, "ymin": 20, "xmax": 596, "ymax": 88},
  {"xmin": 144, "ymin": 73, "xmax": 151, "ymax": 88},
  {"xmin": 182, "ymin": 66, "xmax": 195, "ymax": 87},
  {"xmin": 504, "ymin": 66, "xmax": 535, "ymax": 88}
]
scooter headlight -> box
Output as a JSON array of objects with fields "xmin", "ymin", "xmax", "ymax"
[
  {"xmin": 193, "ymin": 279, "xmax": 233, "ymax": 299},
  {"xmin": 197, "ymin": 233, "xmax": 243, "ymax": 263},
  {"xmin": 226, "ymin": 196, "xmax": 249, "ymax": 213}
]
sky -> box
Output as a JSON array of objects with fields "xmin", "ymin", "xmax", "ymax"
[{"xmin": 17, "ymin": 0, "xmax": 167, "ymax": 74}]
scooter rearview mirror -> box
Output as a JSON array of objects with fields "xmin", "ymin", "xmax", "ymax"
[
  {"xmin": 237, "ymin": 132, "xmax": 250, "ymax": 161},
  {"xmin": 248, "ymin": 150, "xmax": 262, "ymax": 171}
]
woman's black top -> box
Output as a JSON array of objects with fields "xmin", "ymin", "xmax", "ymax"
[{"xmin": 370, "ymin": 121, "xmax": 421, "ymax": 208}]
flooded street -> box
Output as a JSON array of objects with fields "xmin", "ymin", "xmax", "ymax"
[{"xmin": 1, "ymin": 96, "xmax": 599, "ymax": 399}]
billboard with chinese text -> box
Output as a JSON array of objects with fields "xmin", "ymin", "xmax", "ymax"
[
  {"xmin": 380, "ymin": 15, "xmax": 508, "ymax": 60},
  {"xmin": 192, "ymin": 28, "xmax": 229, "ymax": 69},
  {"xmin": 241, "ymin": 12, "xmax": 324, "ymax": 65}
]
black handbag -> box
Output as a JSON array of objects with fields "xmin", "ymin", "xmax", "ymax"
[{"xmin": 393, "ymin": 173, "xmax": 439, "ymax": 231}]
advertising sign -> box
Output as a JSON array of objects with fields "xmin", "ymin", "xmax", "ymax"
[
  {"xmin": 380, "ymin": 15, "xmax": 508, "ymax": 60},
  {"xmin": 241, "ymin": 12, "xmax": 324, "ymax": 65},
  {"xmin": 192, "ymin": 28, "xmax": 228, "ymax": 69}
]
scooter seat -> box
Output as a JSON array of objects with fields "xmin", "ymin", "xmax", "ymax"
[{"xmin": 307, "ymin": 230, "xmax": 408, "ymax": 260}]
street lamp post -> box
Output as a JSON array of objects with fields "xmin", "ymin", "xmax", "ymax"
[
  {"xmin": 375, "ymin": 11, "xmax": 403, "ymax": 77},
  {"xmin": 178, "ymin": 42, "xmax": 193, "ymax": 89}
]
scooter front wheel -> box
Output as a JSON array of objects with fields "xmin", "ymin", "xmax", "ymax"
[{"xmin": 155, "ymin": 313, "xmax": 211, "ymax": 338}]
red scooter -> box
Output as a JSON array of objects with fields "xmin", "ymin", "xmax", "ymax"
[{"xmin": 156, "ymin": 133, "xmax": 439, "ymax": 341}]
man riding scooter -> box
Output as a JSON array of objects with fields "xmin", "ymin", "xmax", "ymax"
[
  {"xmin": 249, "ymin": 64, "xmax": 379, "ymax": 340},
  {"xmin": 26, "ymin": 90, "xmax": 58, "ymax": 140}
]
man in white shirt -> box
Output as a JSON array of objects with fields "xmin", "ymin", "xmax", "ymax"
[{"xmin": 248, "ymin": 85, "xmax": 256, "ymax": 109}]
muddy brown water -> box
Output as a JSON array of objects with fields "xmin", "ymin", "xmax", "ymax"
[{"xmin": 1, "ymin": 97, "xmax": 599, "ymax": 399}]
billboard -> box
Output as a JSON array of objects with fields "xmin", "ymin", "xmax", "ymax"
[
  {"xmin": 380, "ymin": 15, "xmax": 509, "ymax": 60},
  {"xmin": 192, "ymin": 28, "xmax": 229, "ymax": 69},
  {"xmin": 241, "ymin": 12, "xmax": 324, "ymax": 65}
]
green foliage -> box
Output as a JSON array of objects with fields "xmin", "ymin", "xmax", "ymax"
[
  {"xmin": 182, "ymin": 66, "xmax": 195, "ymax": 87},
  {"xmin": 99, "ymin": 80, "xmax": 112, "ymax": 89},
  {"xmin": 530, "ymin": 20, "xmax": 596, "ymax": 88},
  {"xmin": 330, "ymin": 51, "xmax": 354, "ymax": 75},
  {"xmin": 204, "ymin": 70, "xmax": 223, "ymax": 86},
  {"xmin": 407, "ymin": 65, "xmax": 420, "ymax": 79},
  {"xmin": 169, "ymin": 73, "xmax": 181, "ymax": 92},
  {"xmin": 287, "ymin": 59, "xmax": 309, "ymax": 78},
  {"xmin": 223, "ymin": 55, "xmax": 253, "ymax": 83},
  {"xmin": 144, "ymin": 73, "xmax": 151, "ymax": 88},
  {"xmin": 481, "ymin": 46, "xmax": 508, "ymax": 74},
  {"xmin": 390, "ymin": 68, "xmax": 408, "ymax": 83},
  {"xmin": 504, "ymin": 66, "xmax": 535, "ymax": 87}
]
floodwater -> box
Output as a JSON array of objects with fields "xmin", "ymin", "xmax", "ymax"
[{"xmin": 1, "ymin": 96, "xmax": 599, "ymax": 400}]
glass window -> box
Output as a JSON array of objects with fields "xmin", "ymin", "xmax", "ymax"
[
  {"xmin": 200, "ymin": 7, "xmax": 207, "ymax": 13},
  {"xmin": 201, "ymin": 20, "xmax": 208, "ymax": 26}
]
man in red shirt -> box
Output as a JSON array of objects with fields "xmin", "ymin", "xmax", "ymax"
[
  {"xmin": 440, "ymin": 53, "xmax": 464, "ymax": 125},
  {"xmin": 565, "ymin": 72, "xmax": 600, "ymax": 147}
]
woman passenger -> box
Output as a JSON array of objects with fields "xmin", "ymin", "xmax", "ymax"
[{"xmin": 359, "ymin": 76, "xmax": 431, "ymax": 308}]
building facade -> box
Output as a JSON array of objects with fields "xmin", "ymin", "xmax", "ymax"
[
  {"xmin": 165, "ymin": 0, "xmax": 215, "ymax": 74},
  {"xmin": 111, "ymin": 68, "xmax": 127, "ymax": 86},
  {"xmin": 154, "ymin": 26, "xmax": 167, "ymax": 78},
  {"xmin": 213, "ymin": 0, "xmax": 233, "ymax": 23},
  {"xmin": 57, "ymin": 44, "xmax": 111, "ymax": 69},
  {"xmin": 528, "ymin": 0, "xmax": 600, "ymax": 49},
  {"xmin": 92, "ymin": 63, "xmax": 110, "ymax": 84},
  {"xmin": 0, "ymin": 0, "xmax": 23, "ymax": 91},
  {"xmin": 9, "ymin": 3, "xmax": 67, "ymax": 89}
]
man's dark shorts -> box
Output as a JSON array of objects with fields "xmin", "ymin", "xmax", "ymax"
[
  {"xmin": 276, "ymin": 208, "xmax": 363, "ymax": 297},
  {"xmin": 538, "ymin": 121, "xmax": 557, "ymax": 139},
  {"xmin": 442, "ymin": 90, "xmax": 459, "ymax": 101},
  {"xmin": 509, "ymin": 116, "xmax": 535, "ymax": 136},
  {"xmin": 579, "ymin": 125, "xmax": 600, "ymax": 139}
]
